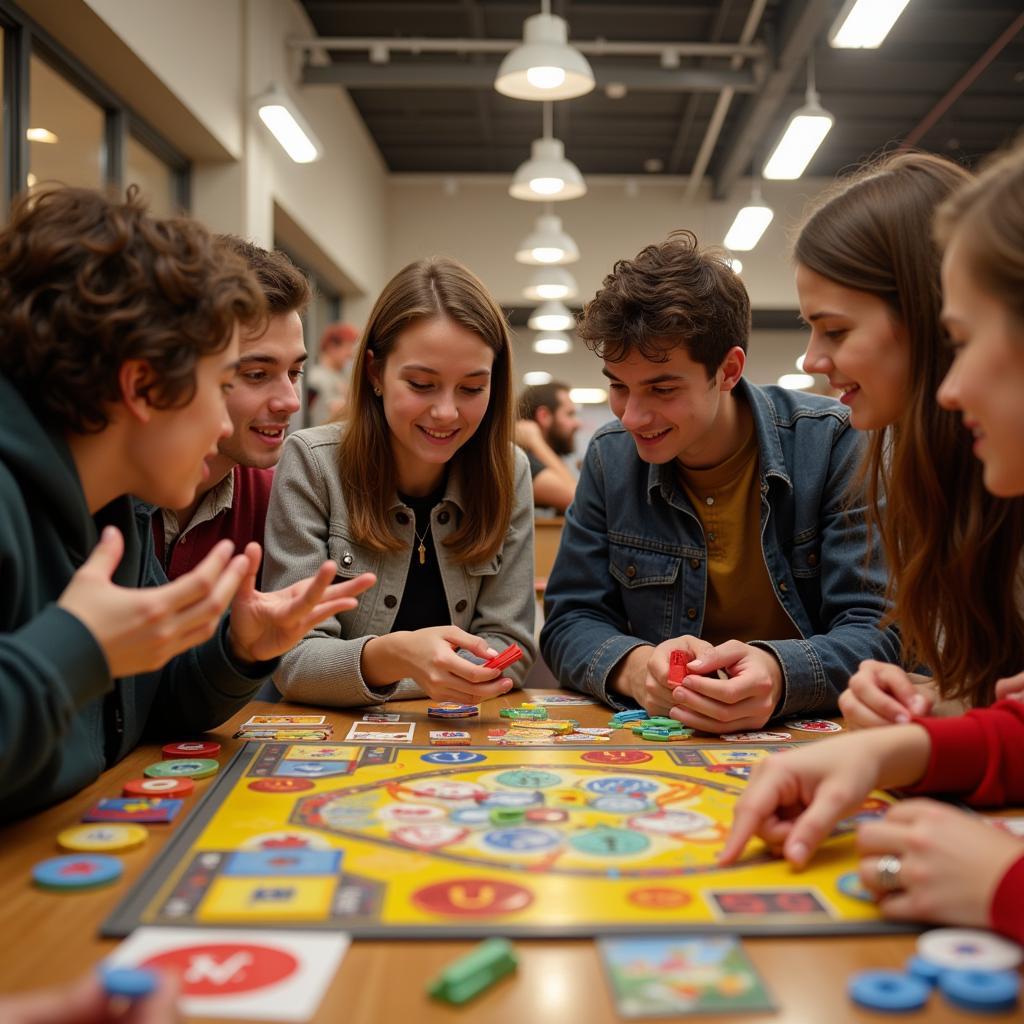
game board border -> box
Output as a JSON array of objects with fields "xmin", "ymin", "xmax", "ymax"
[{"xmin": 101, "ymin": 742, "xmax": 918, "ymax": 940}]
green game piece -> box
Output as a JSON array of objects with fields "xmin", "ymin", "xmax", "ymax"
[
  {"xmin": 646, "ymin": 717, "xmax": 684, "ymax": 731},
  {"xmin": 489, "ymin": 807, "xmax": 525, "ymax": 825},
  {"xmin": 640, "ymin": 729, "xmax": 673, "ymax": 741},
  {"xmin": 143, "ymin": 758, "xmax": 219, "ymax": 779},
  {"xmin": 428, "ymin": 938, "xmax": 518, "ymax": 1004}
]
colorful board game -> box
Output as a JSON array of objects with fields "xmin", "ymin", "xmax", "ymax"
[{"xmin": 103, "ymin": 741, "xmax": 909, "ymax": 939}]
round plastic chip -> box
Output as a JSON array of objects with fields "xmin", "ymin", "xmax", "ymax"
[
  {"xmin": 144, "ymin": 758, "xmax": 219, "ymax": 779},
  {"xmin": 918, "ymin": 928, "xmax": 1024, "ymax": 973},
  {"xmin": 848, "ymin": 970, "xmax": 930, "ymax": 1013},
  {"xmin": 162, "ymin": 740, "xmax": 220, "ymax": 758},
  {"xmin": 123, "ymin": 777, "xmax": 194, "ymax": 798},
  {"xmin": 938, "ymin": 969, "xmax": 1020, "ymax": 1013},
  {"xmin": 57, "ymin": 824, "xmax": 147, "ymax": 853},
  {"xmin": 32, "ymin": 854, "xmax": 123, "ymax": 890},
  {"xmin": 99, "ymin": 965, "xmax": 159, "ymax": 999}
]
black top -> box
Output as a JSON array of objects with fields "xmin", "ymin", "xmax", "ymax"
[{"xmin": 392, "ymin": 479, "xmax": 451, "ymax": 632}]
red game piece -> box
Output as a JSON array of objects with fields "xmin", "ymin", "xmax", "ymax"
[
  {"xmin": 483, "ymin": 644, "xmax": 523, "ymax": 672},
  {"xmin": 123, "ymin": 777, "xmax": 195, "ymax": 798},
  {"xmin": 162, "ymin": 741, "xmax": 221, "ymax": 759},
  {"xmin": 668, "ymin": 650, "xmax": 691, "ymax": 685}
]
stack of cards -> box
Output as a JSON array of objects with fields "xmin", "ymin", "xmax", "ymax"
[
  {"xmin": 234, "ymin": 715, "xmax": 333, "ymax": 742},
  {"xmin": 427, "ymin": 702, "xmax": 480, "ymax": 720}
]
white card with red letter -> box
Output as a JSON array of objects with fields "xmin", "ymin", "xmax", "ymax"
[{"xmin": 104, "ymin": 927, "xmax": 350, "ymax": 1020}]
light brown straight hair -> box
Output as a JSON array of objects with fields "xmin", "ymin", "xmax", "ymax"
[
  {"xmin": 796, "ymin": 151, "xmax": 1024, "ymax": 706},
  {"xmin": 338, "ymin": 257, "xmax": 515, "ymax": 564}
]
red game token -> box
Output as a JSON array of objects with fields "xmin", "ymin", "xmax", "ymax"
[
  {"xmin": 123, "ymin": 777, "xmax": 195, "ymax": 798},
  {"xmin": 162, "ymin": 741, "xmax": 221, "ymax": 759}
]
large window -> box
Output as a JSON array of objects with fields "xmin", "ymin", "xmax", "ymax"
[{"xmin": 1, "ymin": 2, "xmax": 189, "ymax": 208}]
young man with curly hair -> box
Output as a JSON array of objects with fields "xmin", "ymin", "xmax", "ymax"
[
  {"xmin": 154, "ymin": 238, "xmax": 310, "ymax": 582},
  {"xmin": 0, "ymin": 188, "xmax": 374, "ymax": 821},
  {"xmin": 540, "ymin": 231, "xmax": 898, "ymax": 732}
]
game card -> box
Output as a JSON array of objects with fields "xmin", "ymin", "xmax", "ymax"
[
  {"xmin": 598, "ymin": 935, "xmax": 774, "ymax": 1017},
  {"xmin": 361, "ymin": 712, "xmax": 401, "ymax": 722},
  {"xmin": 242, "ymin": 715, "xmax": 327, "ymax": 728},
  {"xmin": 104, "ymin": 926, "xmax": 350, "ymax": 1021},
  {"xmin": 344, "ymin": 722, "xmax": 416, "ymax": 743}
]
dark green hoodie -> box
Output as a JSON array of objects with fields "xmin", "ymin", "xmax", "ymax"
[{"xmin": 0, "ymin": 375, "xmax": 271, "ymax": 821}]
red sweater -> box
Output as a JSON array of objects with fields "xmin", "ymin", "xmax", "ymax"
[
  {"xmin": 152, "ymin": 465, "xmax": 275, "ymax": 582},
  {"xmin": 910, "ymin": 699, "xmax": 1024, "ymax": 944}
]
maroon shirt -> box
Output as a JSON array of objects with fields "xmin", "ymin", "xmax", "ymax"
[{"xmin": 153, "ymin": 465, "xmax": 275, "ymax": 584}]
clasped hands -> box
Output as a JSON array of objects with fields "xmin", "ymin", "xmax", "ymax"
[{"xmin": 636, "ymin": 635, "xmax": 784, "ymax": 733}]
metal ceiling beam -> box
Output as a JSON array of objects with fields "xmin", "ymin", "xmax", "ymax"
[
  {"xmin": 302, "ymin": 61, "xmax": 758, "ymax": 93},
  {"xmin": 711, "ymin": 0, "xmax": 831, "ymax": 200}
]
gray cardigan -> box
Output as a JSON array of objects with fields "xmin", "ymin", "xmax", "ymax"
[{"xmin": 263, "ymin": 423, "xmax": 537, "ymax": 706}]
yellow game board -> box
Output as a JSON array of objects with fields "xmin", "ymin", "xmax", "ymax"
[{"xmin": 103, "ymin": 742, "xmax": 905, "ymax": 938}]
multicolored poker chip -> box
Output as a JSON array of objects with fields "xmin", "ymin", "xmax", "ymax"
[
  {"xmin": 33, "ymin": 853, "xmax": 123, "ymax": 890},
  {"xmin": 161, "ymin": 740, "xmax": 221, "ymax": 758},
  {"xmin": 144, "ymin": 758, "xmax": 219, "ymax": 779},
  {"xmin": 123, "ymin": 777, "xmax": 195, "ymax": 798}
]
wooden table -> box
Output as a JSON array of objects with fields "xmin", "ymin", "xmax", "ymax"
[{"xmin": 0, "ymin": 693, "xmax": 1009, "ymax": 1023}]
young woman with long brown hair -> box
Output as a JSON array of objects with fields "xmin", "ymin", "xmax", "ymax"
[
  {"xmin": 722, "ymin": 145, "xmax": 1024, "ymax": 941},
  {"xmin": 796, "ymin": 151, "xmax": 1024, "ymax": 726},
  {"xmin": 263, "ymin": 256, "xmax": 536, "ymax": 707}
]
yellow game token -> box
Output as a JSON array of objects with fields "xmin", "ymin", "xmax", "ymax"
[{"xmin": 57, "ymin": 824, "xmax": 148, "ymax": 853}]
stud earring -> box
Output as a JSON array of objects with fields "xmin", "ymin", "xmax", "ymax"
[{"xmin": 373, "ymin": 387, "xmax": 383, "ymax": 397}]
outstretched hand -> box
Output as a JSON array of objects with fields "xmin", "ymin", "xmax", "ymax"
[
  {"xmin": 227, "ymin": 543, "xmax": 376, "ymax": 664},
  {"xmin": 59, "ymin": 528, "xmax": 252, "ymax": 678}
]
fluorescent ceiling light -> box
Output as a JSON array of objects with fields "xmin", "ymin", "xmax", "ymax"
[
  {"xmin": 495, "ymin": 12, "xmax": 595, "ymax": 101},
  {"xmin": 533, "ymin": 332, "xmax": 573, "ymax": 355},
  {"xmin": 723, "ymin": 189, "xmax": 774, "ymax": 252},
  {"xmin": 778, "ymin": 373, "xmax": 815, "ymax": 390},
  {"xmin": 524, "ymin": 370, "xmax": 554, "ymax": 385},
  {"xmin": 528, "ymin": 300, "xmax": 574, "ymax": 332},
  {"xmin": 524, "ymin": 266, "xmax": 578, "ymax": 301},
  {"xmin": 255, "ymin": 87, "xmax": 322, "ymax": 164},
  {"xmin": 570, "ymin": 387, "xmax": 608, "ymax": 404},
  {"xmin": 763, "ymin": 97, "xmax": 833, "ymax": 180},
  {"xmin": 26, "ymin": 128, "xmax": 58, "ymax": 144},
  {"xmin": 515, "ymin": 214, "xmax": 580, "ymax": 266},
  {"xmin": 829, "ymin": 0, "xmax": 912, "ymax": 49},
  {"xmin": 510, "ymin": 137, "xmax": 587, "ymax": 201}
]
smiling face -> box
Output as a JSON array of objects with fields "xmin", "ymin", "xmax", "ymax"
[
  {"xmin": 796, "ymin": 263, "xmax": 911, "ymax": 431},
  {"xmin": 367, "ymin": 315, "xmax": 495, "ymax": 494},
  {"xmin": 603, "ymin": 344, "xmax": 745, "ymax": 469},
  {"xmin": 216, "ymin": 311, "xmax": 306, "ymax": 470},
  {"xmin": 937, "ymin": 233, "xmax": 1024, "ymax": 497}
]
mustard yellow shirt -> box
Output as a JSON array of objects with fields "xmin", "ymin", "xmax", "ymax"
[{"xmin": 677, "ymin": 401, "xmax": 800, "ymax": 647}]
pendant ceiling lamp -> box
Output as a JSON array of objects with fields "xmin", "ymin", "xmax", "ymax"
[
  {"xmin": 523, "ymin": 266, "xmax": 578, "ymax": 301},
  {"xmin": 495, "ymin": 2, "xmax": 594, "ymax": 101},
  {"xmin": 515, "ymin": 213, "xmax": 579, "ymax": 266},
  {"xmin": 528, "ymin": 300, "xmax": 574, "ymax": 332},
  {"xmin": 510, "ymin": 102, "xmax": 587, "ymax": 201},
  {"xmin": 763, "ymin": 55, "xmax": 833, "ymax": 180}
]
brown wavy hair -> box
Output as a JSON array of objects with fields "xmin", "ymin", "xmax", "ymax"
[
  {"xmin": 338, "ymin": 257, "xmax": 515, "ymax": 564},
  {"xmin": 796, "ymin": 152, "xmax": 1024, "ymax": 706},
  {"xmin": 577, "ymin": 229, "xmax": 750, "ymax": 377},
  {"xmin": 0, "ymin": 186, "xmax": 266, "ymax": 434},
  {"xmin": 218, "ymin": 235, "xmax": 311, "ymax": 317}
]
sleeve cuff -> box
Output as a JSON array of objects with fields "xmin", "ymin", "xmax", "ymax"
[
  {"xmin": 990, "ymin": 854, "xmax": 1024, "ymax": 946},
  {"xmin": 907, "ymin": 713, "xmax": 989, "ymax": 795}
]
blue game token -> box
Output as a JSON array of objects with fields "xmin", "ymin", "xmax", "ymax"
[
  {"xmin": 848, "ymin": 970, "xmax": 930, "ymax": 1013},
  {"xmin": 99, "ymin": 965, "xmax": 158, "ymax": 998},
  {"xmin": 905, "ymin": 955, "xmax": 944, "ymax": 987},
  {"xmin": 938, "ymin": 969, "xmax": 1020, "ymax": 1013},
  {"xmin": 32, "ymin": 854, "xmax": 123, "ymax": 890}
]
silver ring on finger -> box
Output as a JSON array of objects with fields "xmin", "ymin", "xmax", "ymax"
[{"xmin": 875, "ymin": 853, "xmax": 903, "ymax": 892}]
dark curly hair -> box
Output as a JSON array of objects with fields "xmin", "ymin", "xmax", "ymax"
[
  {"xmin": 0, "ymin": 186, "xmax": 266, "ymax": 434},
  {"xmin": 577, "ymin": 229, "xmax": 750, "ymax": 377}
]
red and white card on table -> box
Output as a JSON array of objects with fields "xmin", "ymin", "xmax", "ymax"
[
  {"xmin": 668, "ymin": 650, "xmax": 691, "ymax": 685},
  {"xmin": 483, "ymin": 643, "xmax": 523, "ymax": 672},
  {"xmin": 103, "ymin": 926, "xmax": 350, "ymax": 1021}
]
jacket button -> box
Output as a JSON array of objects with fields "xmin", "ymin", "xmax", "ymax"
[
  {"xmin": 807, "ymin": 553, "xmax": 819, "ymax": 567},
  {"xmin": 625, "ymin": 564, "xmax": 637, "ymax": 579},
  {"xmin": 690, "ymin": 557, "xmax": 700, "ymax": 569},
  {"xmin": 438, "ymin": 510, "xmax": 450, "ymax": 524},
  {"xmin": 455, "ymin": 599, "xmax": 467, "ymax": 613},
  {"xmin": 778, "ymin": 581, "xmax": 789, "ymax": 593},
  {"xmin": 341, "ymin": 553, "xmax": 354, "ymax": 568},
  {"xmin": 687, "ymin": 607, "xmax": 698, "ymax": 620},
  {"xmin": 384, "ymin": 595, "xmax": 397, "ymax": 608},
  {"xmin": 396, "ymin": 512, "xmax": 410, "ymax": 525}
]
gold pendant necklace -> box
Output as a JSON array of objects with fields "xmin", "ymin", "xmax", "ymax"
[{"xmin": 414, "ymin": 523, "xmax": 430, "ymax": 565}]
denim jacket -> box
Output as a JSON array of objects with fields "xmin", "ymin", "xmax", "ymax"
[
  {"xmin": 540, "ymin": 378, "xmax": 899, "ymax": 716},
  {"xmin": 263, "ymin": 424, "xmax": 537, "ymax": 707}
]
